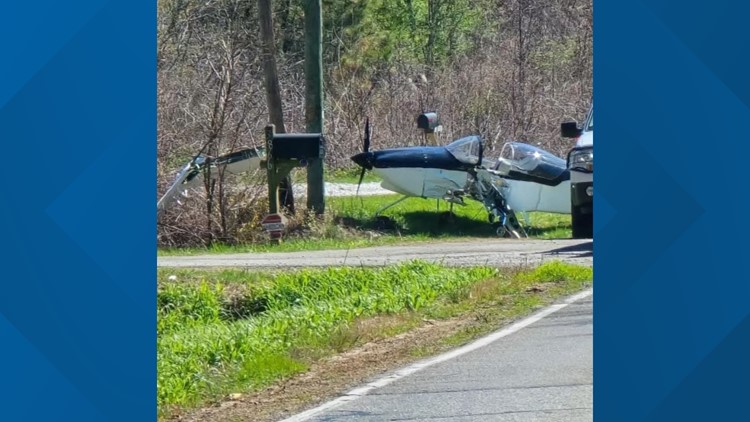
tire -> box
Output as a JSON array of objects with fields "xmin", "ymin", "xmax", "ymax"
[
  {"xmin": 571, "ymin": 204, "xmax": 593, "ymax": 239},
  {"xmin": 494, "ymin": 225, "xmax": 520, "ymax": 238},
  {"xmin": 492, "ymin": 212, "xmax": 526, "ymax": 239}
]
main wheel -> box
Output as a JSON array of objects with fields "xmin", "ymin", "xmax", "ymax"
[{"xmin": 571, "ymin": 204, "xmax": 593, "ymax": 239}]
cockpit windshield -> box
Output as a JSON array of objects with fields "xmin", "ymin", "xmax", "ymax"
[
  {"xmin": 499, "ymin": 142, "xmax": 567, "ymax": 181},
  {"xmin": 445, "ymin": 135, "xmax": 483, "ymax": 165}
]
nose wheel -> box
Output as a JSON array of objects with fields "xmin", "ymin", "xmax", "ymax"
[
  {"xmin": 490, "ymin": 214, "xmax": 526, "ymax": 239},
  {"xmin": 486, "ymin": 200, "xmax": 527, "ymax": 239}
]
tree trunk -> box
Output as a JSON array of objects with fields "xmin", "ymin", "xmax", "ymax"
[
  {"xmin": 259, "ymin": 0, "xmax": 295, "ymax": 214},
  {"xmin": 304, "ymin": 0, "xmax": 325, "ymax": 215}
]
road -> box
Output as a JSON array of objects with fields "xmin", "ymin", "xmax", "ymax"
[
  {"xmin": 157, "ymin": 239, "xmax": 592, "ymax": 269},
  {"xmin": 283, "ymin": 291, "xmax": 593, "ymax": 422}
]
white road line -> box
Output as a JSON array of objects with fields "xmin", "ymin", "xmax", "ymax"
[{"xmin": 279, "ymin": 288, "xmax": 593, "ymax": 422}]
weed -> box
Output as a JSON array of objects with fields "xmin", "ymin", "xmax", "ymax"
[{"xmin": 517, "ymin": 261, "xmax": 593, "ymax": 283}]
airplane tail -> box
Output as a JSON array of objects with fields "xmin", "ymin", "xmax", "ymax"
[{"xmin": 157, "ymin": 147, "xmax": 266, "ymax": 218}]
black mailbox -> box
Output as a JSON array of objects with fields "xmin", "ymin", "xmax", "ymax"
[
  {"xmin": 417, "ymin": 112, "xmax": 440, "ymax": 131},
  {"xmin": 271, "ymin": 133, "xmax": 323, "ymax": 160}
]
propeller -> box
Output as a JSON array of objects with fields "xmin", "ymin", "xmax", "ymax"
[{"xmin": 355, "ymin": 117, "xmax": 371, "ymax": 196}]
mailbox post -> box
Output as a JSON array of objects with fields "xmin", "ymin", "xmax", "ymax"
[{"xmin": 264, "ymin": 124, "xmax": 324, "ymax": 241}]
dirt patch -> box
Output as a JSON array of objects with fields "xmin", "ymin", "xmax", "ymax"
[{"xmin": 168, "ymin": 313, "xmax": 483, "ymax": 422}]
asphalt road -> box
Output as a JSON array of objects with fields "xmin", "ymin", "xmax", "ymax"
[
  {"xmin": 157, "ymin": 239, "xmax": 593, "ymax": 269},
  {"xmin": 284, "ymin": 291, "xmax": 593, "ymax": 422}
]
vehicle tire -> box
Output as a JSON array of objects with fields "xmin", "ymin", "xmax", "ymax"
[{"xmin": 571, "ymin": 205, "xmax": 593, "ymax": 239}]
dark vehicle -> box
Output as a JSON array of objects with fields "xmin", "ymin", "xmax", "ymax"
[{"xmin": 562, "ymin": 105, "xmax": 594, "ymax": 239}]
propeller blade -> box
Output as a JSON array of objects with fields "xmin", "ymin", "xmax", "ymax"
[
  {"xmin": 356, "ymin": 167, "xmax": 366, "ymax": 197},
  {"xmin": 364, "ymin": 117, "xmax": 371, "ymax": 153},
  {"xmin": 353, "ymin": 117, "xmax": 372, "ymax": 198}
]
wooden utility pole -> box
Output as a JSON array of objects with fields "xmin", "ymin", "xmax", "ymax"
[
  {"xmin": 304, "ymin": 0, "xmax": 325, "ymax": 215},
  {"xmin": 259, "ymin": 0, "xmax": 295, "ymax": 213}
]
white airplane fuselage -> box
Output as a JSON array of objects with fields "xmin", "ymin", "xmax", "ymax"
[
  {"xmin": 372, "ymin": 166, "xmax": 571, "ymax": 214},
  {"xmin": 501, "ymin": 178, "xmax": 571, "ymax": 214},
  {"xmin": 372, "ymin": 167, "xmax": 469, "ymax": 198}
]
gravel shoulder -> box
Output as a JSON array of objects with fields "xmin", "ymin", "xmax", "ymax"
[
  {"xmin": 157, "ymin": 238, "xmax": 593, "ymax": 269},
  {"xmin": 292, "ymin": 182, "xmax": 391, "ymax": 198}
]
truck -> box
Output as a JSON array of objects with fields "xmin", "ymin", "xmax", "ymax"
[{"xmin": 561, "ymin": 104, "xmax": 593, "ymax": 239}]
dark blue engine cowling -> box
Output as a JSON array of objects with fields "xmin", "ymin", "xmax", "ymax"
[
  {"xmin": 351, "ymin": 146, "xmax": 474, "ymax": 172},
  {"xmin": 352, "ymin": 135, "xmax": 483, "ymax": 171}
]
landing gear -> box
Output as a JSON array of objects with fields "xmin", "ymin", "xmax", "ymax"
[
  {"xmin": 489, "ymin": 208, "xmax": 526, "ymax": 238},
  {"xmin": 483, "ymin": 186, "xmax": 527, "ymax": 239},
  {"xmin": 472, "ymin": 170, "xmax": 528, "ymax": 239}
]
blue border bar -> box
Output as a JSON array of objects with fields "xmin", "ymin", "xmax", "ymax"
[{"xmin": 1, "ymin": 1, "xmax": 156, "ymax": 420}]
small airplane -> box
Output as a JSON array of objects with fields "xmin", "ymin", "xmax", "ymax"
[{"xmin": 350, "ymin": 119, "xmax": 571, "ymax": 237}]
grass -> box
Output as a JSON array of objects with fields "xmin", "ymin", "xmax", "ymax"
[
  {"xmin": 332, "ymin": 194, "xmax": 571, "ymax": 238},
  {"xmin": 158, "ymin": 194, "xmax": 572, "ymax": 256},
  {"xmin": 157, "ymin": 261, "xmax": 592, "ymax": 418}
]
